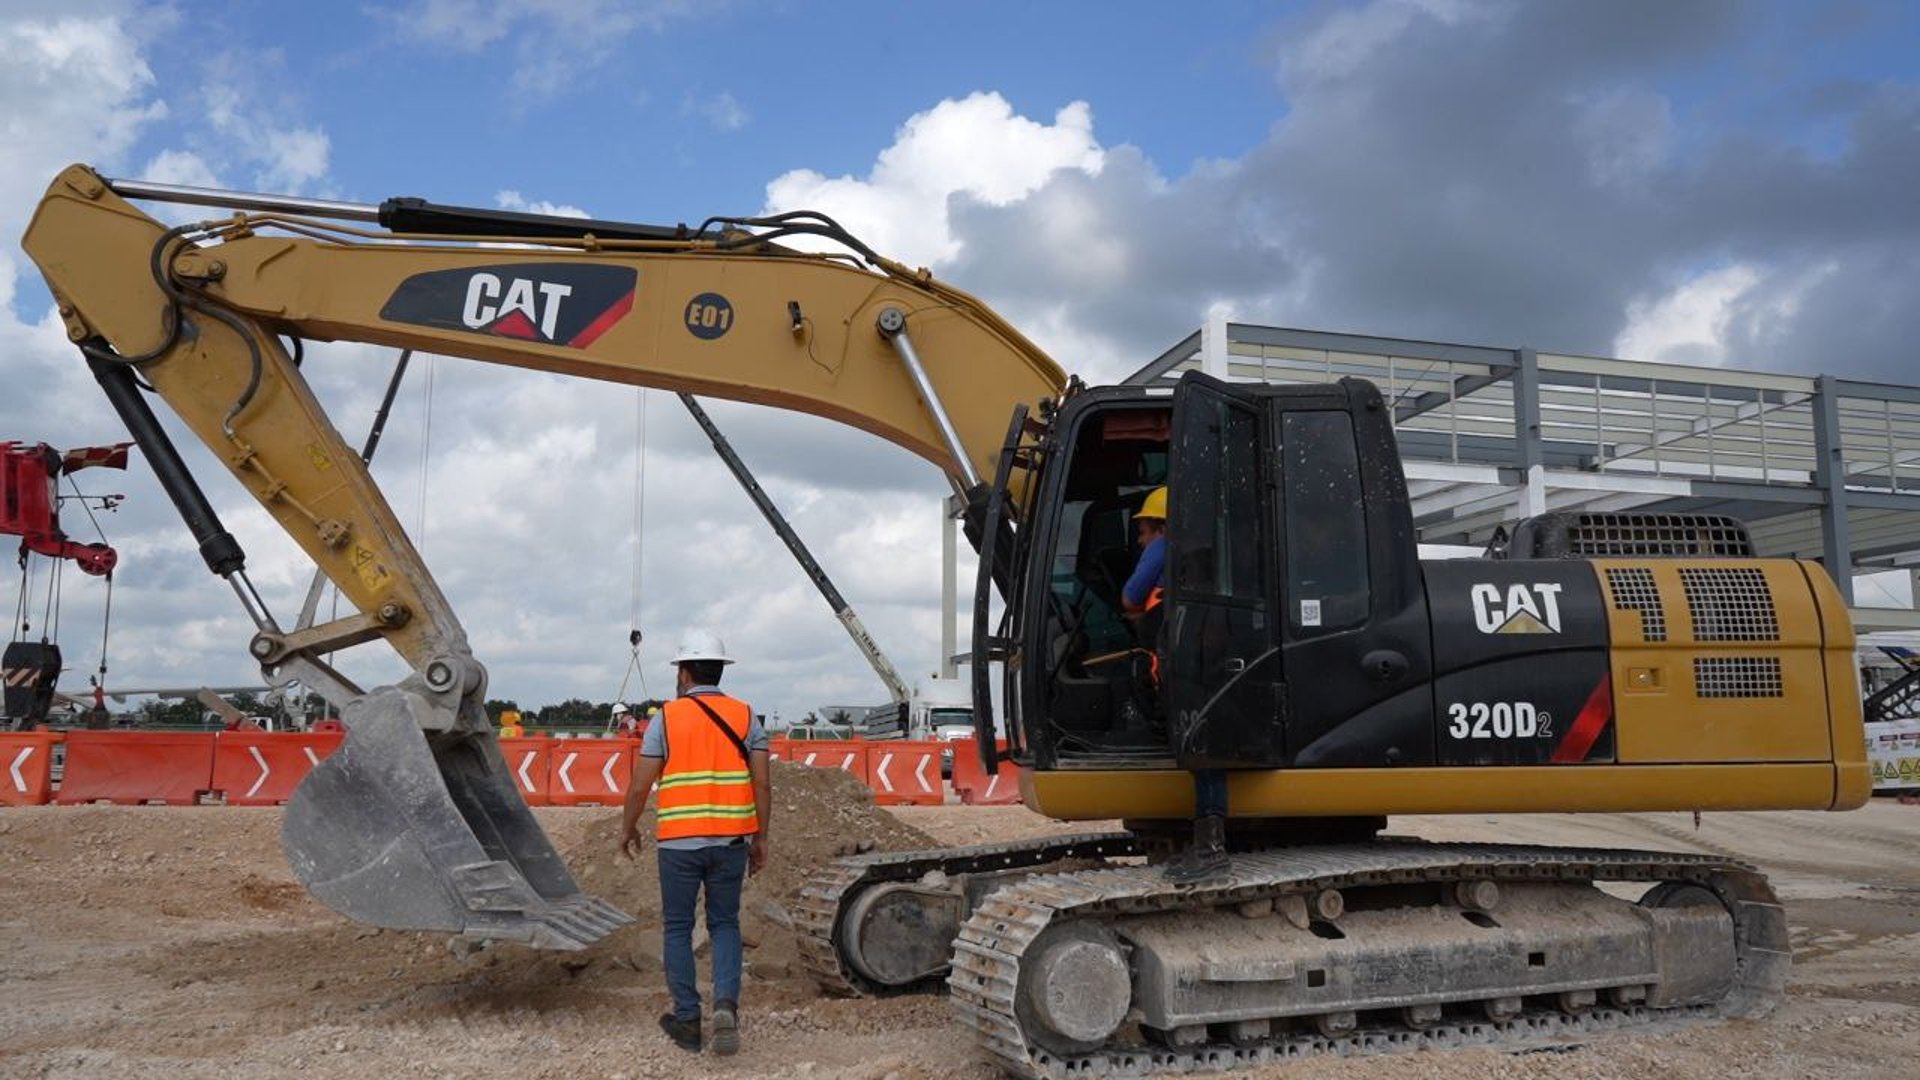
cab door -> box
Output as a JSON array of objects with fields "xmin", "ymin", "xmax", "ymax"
[
  {"xmin": 1266, "ymin": 385, "xmax": 1435, "ymax": 769},
  {"xmin": 1163, "ymin": 374, "xmax": 1287, "ymax": 767}
]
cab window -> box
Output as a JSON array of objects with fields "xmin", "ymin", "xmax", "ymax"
[{"xmin": 1281, "ymin": 410, "xmax": 1368, "ymax": 633}]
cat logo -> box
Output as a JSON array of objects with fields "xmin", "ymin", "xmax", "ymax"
[
  {"xmin": 1471, "ymin": 582, "xmax": 1564, "ymax": 634},
  {"xmin": 461, "ymin": 273, "xmax": 573, "ymax": 340},
  {"xmin": 379, "ymin": 263, "xmax": 637, "ymax": 350}
]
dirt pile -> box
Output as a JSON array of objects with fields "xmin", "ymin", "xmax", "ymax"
[
  {"xmin": 562, "ymin": 760, "xmax": 935, "ymax": 988},
  {"xmin": 569, "ymin": 759, "xmax": 936, "ymax": 908}
]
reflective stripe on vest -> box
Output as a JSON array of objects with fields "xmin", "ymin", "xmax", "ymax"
[
  {"xmin": 655, "ymin": 693, "xmax": 759, "ymax": 841},
  {"xmin": 1144, "ymin": 587, "xmax": 1164, "ymax": 684}
]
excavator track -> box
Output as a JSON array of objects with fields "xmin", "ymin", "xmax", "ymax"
[
  {"xmin": 948, "ymin": 842, "xmax": 1788, "ymax": 1079},
  {"xmin": 793, "ymin": 831, "xmax": 1142, "ymax": 996}
]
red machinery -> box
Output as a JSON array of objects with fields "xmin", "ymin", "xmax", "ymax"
[
  {"xmin": 0, "ymin": 441, "xmax": 125, "ymax": 576},
  {"xmin": 3, "ymin": 441, "xmax": 130, "ymax": 728}
]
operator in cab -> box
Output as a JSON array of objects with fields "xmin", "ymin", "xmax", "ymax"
[
  {"xmin": 1123, "ymin": 487, "xmax": 1230, "ymax": 884},
  {"xmin": 620, "ymin": 629, "xmax": 772, "ymax": 1056}
]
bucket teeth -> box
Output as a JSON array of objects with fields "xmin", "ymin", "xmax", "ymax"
[{"xmin": 533, "ymin": 895, "xmax": 629, "ymax": 945}]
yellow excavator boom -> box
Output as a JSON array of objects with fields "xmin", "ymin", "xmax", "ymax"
[{"xmin": 22, "ymin": 164, "xmax": 1066, "ymax": 947}]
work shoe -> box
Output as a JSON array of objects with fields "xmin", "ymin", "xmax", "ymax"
[
  {"xmin": 711, "ymin": 1000, "xmax": 740, "ymax": 1056},
  {"xmin": 658, "ymin": 1012, "xmax": 702, "ymax": 1053},
  {"xmin": 1163, "ymin": 815, "xmax": 1230, "ymax": 884}
]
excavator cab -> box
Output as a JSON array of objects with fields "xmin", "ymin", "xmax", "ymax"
[{"xmin": 1004, "ymin": 372, "xmax": 1432, "ymax": 774}]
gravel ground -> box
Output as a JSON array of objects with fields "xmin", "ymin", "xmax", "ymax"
[{"xmin": 1, "ymin": 779, "xmax": 1916, "ymax": 1079}]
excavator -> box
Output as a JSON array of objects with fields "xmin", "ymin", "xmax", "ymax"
[{"xmin": 23, "ymin": 165, "xmax": 1867, "ymax": 1076}]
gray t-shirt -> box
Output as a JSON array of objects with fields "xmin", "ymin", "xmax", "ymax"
[{"xmin": 641, "ymin": 687, "xmax": 767, "ymax": 850}]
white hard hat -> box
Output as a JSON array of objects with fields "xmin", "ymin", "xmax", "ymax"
[
  {"xmin": 611, "ymin": 702, "xmax": 631, "ymax": 716},
  {"xmin": 669, "ymin": 627, "xmax": 735, "ymax": 666}
]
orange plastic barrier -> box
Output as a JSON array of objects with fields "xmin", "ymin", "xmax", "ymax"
[
  {"xmin": 210, "ymin": 731, "xmax": 344, "ymax": 805},
  {"xmin": 767, "ymin": 737, "xmax": 789, "ymax": 763},
  {"xmin": 56, "ymin": 730, "xmax": 217, "ymax": 805},
  {"xmin": 0, "ymin": 730, "xmax": 62, "ymax": 806},
  {"xmin": 866, "ymin": 740, "xmax": 945, "ymax": 806},
  {"xmin": 949, "ymin": 737, "xmax": 1023, "ymax": 805},
  {"xmin": 546, "ymin": 737, "xmax": 638, "ymax": 806},
  {"xmin": 498, "ymin": 736, "xmax": 553, "ymax": 806},
  {"xmin": 785, "ymin": 740, "xmax": 868, "ymax": 783}
]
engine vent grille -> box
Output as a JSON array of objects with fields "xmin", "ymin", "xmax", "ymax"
[
  {"xmin": 1565, "ymin": 514, "xmax": 1756, "ymax": 558},
  {"xmin": 1680, "ymin": 567, "xmax": 1779, "ymax": 642},
  {"xmin": 1694, "ymin": 657, "xmax": 1784, "ymax": 698},
  {"xmin": 1604, "ymin": 567, "xmax": 1667, "ymax": 642},
  {"xmin": 1500, "ymin": 512, "xmax": 1757, "ymax": 559}
]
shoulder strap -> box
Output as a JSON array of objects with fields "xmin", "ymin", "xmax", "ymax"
[{"xmin": 686, "ymin": 695, "xmax": 753, "ymax": 767}]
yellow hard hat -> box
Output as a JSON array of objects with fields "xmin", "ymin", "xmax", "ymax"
[{"xmin": 1136, "ymin": 486, "xmax": 1168, "ymax": 521}]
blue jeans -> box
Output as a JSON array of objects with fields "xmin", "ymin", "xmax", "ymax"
[
  {"xmin": 1194, "ymin": 769, "xmax": 1228, "ymax": 819},
  {"xmin": 658, "ymin": 842, "xmax": 749, "ymax": 1022}
]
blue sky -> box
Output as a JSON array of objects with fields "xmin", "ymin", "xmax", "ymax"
[
  {"xmin": 171, "ymin": 2, "xmax": 1289, "ymax": 213},
  {"xmin": 5, "ymin": 0, "xmax": 1920, "ymax": 718}
]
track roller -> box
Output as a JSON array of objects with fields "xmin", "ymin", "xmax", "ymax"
[
  {"xmin": 1314, "ymin": 1011, "xmax": 1358, "ymax": 1037},
  {"xmin": 1557, "ymin": 989, "xmax": 1597, "ymax": 1014},
  {"xmin": 1402, "ymin": 1003, "xmax": 1443, "ymax": 1029}
]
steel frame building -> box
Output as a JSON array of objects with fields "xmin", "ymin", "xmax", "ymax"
[{"xmin": 1124, "ymin": 316, "xmax": 1920, "ymax": 631}]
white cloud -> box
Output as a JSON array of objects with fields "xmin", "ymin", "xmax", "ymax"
[
  {"xmin": 685, "ymin": 90, "xmax": 749, "ymax": 132},
  {"xmin": 0, "ymin": 12, "xmax": 165, "ymax": 232},
  {"xmin": 258, "ymin": 127, "xmax": 330, "ymax": 189},
  {"xmin": 139, "ymin": 148, "xmax": 220, "ymax": 188},
  {"xmin": 1614, "ymin": 264, "xmax": 1762, "ymax": 366},
  {"xmin": 375, "ymin": 0, "xmax": 699, "ymax": 99},
  {"xmin": 495, "ymin": 189, "xmax": 590, "ymax": 218},
  {"xmin": 763, "ymin": 92, "xmax": 1105, "ymax": 267},
  {"xmin": 1612, "ymin": 259, "xmax": 1846, "ymax": 371},
  {"xmin": 195, "ymin": 51, "xmax": 330, "ymax": 192}
]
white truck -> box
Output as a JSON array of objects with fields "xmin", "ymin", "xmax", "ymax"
[{"xmin": 913, "ymin": 677, "xmax": 974, "ymax": 776}]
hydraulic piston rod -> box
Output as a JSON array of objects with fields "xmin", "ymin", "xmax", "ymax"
[{"xmin": 876, "ymin": 307, "xmax": 982, "ymax": 491}]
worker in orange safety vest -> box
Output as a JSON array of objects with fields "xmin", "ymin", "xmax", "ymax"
[{"xmin": 620, "ymin": 628, "xmax": 770, "ymax": 1057}]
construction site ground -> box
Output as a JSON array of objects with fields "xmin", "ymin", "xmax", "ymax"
[{"xmin": 3, "ymin": 766, "xmax": 1918, "ymax": 1079}]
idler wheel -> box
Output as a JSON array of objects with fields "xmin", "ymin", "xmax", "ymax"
[{"xmin": 1016, "ymin": 922, "xmax": 1132, "ymax": 1056}]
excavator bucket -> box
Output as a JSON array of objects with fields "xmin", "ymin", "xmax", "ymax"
[{"xmin": 282, "ymin": 686, "xmax": 632, "ymax": 949}]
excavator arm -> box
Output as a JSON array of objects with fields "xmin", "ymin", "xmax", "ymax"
[{"xmin": 21, "ymin": 164, "xmax": 1067, "ymax": 947}]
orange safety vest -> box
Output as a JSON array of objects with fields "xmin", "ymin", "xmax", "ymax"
[
  {"xmin": 655, "ymin": 693, "xmax": 760, "ymax": 841},
  {"xmin": 1142, "ymin": 587, "xmax": 1165, "ymax": 683}
]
